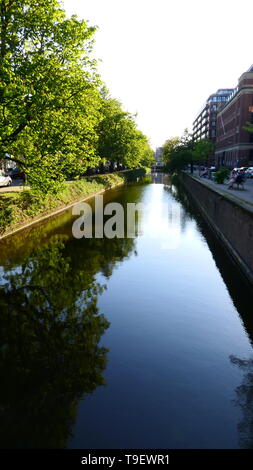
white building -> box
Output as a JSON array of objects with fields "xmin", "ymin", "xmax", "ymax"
[{"xmin": 155, "ymin": 147, "xmax": 163, "ymax": 165}]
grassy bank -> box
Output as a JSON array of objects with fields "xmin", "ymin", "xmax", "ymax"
[
  {"xmin": 0, "ymin": 169, "xmax": 150, "ymax": 238},
  {"xmin": 0, "ymin": 173, "xmax": 125, "ymax": 237}
]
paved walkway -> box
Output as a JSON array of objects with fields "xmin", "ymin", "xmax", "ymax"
[
  {"xmin": 2, "ymin": 172, "xmax": 253, "ymax": 209},
  {"xmin": 0, "ymin": 179, "xmax": 28, "ymax": 193},
  {"xmin": 190, "ymin": 171, "xmax": 253, "ymax": 208}
]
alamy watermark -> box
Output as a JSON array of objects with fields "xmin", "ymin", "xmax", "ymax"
[{"xmin": 72, "ymin": 194, "xmax": 181, "ymax": 249}]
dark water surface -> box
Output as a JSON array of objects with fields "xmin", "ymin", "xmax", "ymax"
[{"xmin": 1, "ymin": 179, "xmax": 253, "ymax": 449}]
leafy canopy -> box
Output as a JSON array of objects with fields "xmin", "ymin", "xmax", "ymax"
[
  {"xmin": 0, "ymin": 1, "xmax": 153, "ymax": 192},
  {"xmin": 97, "ymin": 96, "xmax": 154, "ymax": 170},
  {"xmin": 162, "ymin": 129, "xmax": 214, "ymax": 172},
  {"xmin": 0, "ymin": 0, "xmax": 104, "ymax": 191}
]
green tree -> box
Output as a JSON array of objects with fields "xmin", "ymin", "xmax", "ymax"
[
  {"xmin": 139, "ymin": 139, "xmax": 155, "ymax": 167},
  {"xmin": 97, "ymin": 97, "xmax": 153, "ymax": 170},
  {"xmin": 243, "ymin": 122, "xmax": 253, "ymax": 133},
  {"xmin": 162, "ymin": 130, "xmax": 214, "ymax": 174},
  {"xmin": 0, "ymin": 0, "xmax": 102, "ymax": 192},
  {"xmin": 192, "ymin": 138, "xmax": 214, "ymax": 164},
  {"xmin": 162, "ymin": 131, "xmax": 193, "ymax": 173},
  {"xmin": 162, "ymin": 137, "xmax": 180, "ymax": 165},
  {"xmin": 214, "ymin": 166, "xmax": 229, "ymax": 184}
]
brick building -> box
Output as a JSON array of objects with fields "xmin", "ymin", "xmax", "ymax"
[
  {"xmin": 215, "ymin": 66, "xmax": 253, "ymax": 168},
  {"xmin": 192, "ymin": 89, "xmax": 234, "ymax": 144}
]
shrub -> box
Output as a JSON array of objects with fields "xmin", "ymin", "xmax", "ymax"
[
  {"xmin": 0, "ymin": 173, "xmax": 125, "ymax": 236},
  {"xmin": 214, "ymin": 167, "xmax": 230, "ymax": 184}
]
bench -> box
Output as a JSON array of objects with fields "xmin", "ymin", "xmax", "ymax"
[{"xmin": 235, "ymin": 176, "xmax": 245, "ymax": 189}]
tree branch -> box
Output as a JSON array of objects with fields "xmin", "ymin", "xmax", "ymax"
[
  {"xmin": 1, "ymin": 154, "xmax": 26, "ymax": 167},
  {"xmin": 2, "ymin": 101, "xmax": 33, "ymax": 143},
  {"xmin": 14, "ymin": 285, "xmax": 55, "ymax": 312}
]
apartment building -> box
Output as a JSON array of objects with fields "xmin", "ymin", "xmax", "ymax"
[
  {"xmin": 215, "ymin": 66, "xmax": 253, "ymax": 168},
  {"xmin": 192, "ymin": 89, "xmax": 234, "ymax": 144}
]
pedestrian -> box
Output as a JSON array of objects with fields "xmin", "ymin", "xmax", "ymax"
[{"xmin": 227, "ymin": 169, "xmax": 238, "ymax": 189}]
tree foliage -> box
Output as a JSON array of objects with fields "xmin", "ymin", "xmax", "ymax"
[
  {"xmin": 192, "ymin": 138, "xmax": 214, "ymax": 162},
  {"xmin": 243, "ymin": 122, "xmax": 253, "ymax": 134},
  {"xmin": 162, "ymin": 129, "xmax": 214, "ymax": 173},
  {"xmin": 162, "ymin": 130, "xmax": 193, "ymax": 172},
  {"xmin": 213, "ymin": 166, "xmax": 229, "ymax": 184},
  {"xmin": 0, "ymin": 0, "xmax": 153, "ymax": 192},
  {"xmin": 97, "ymin": 96, "xmax": 154, "ymax": 170},
  {"xmin": 0, "ymin": 0, "xmax": 103, "ymax": 190},
  {"xmin": 162, "ymin": 137, "xmax": 180, "ymax": 165}
]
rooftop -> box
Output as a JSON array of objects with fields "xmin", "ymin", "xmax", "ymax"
[{"xmin": 193, "ymin": 89, "xmax": 234, "ymax": 123}]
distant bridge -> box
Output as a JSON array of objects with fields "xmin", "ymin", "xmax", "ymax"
[{"xmin": 151, "ymin": 163, "xmax": 165, "ymax": 172}]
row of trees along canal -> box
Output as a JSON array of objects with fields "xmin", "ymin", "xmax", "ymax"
[
  {"xmin": 162, "ymin": 125, "xmax": 253, "ymax": 174},
  {"xmin": 161, "ymin": 130, "xmax": 214, "ymax": 173},
  {"xmin": 0, "ymin": 0, "xmax": 154, "ymax": 193}
]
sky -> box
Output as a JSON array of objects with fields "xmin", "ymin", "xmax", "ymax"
[{"xmin": 63, "ymin": 0, "xmax": 253, "ymax": 149}]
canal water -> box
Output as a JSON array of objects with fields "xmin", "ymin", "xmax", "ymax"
[{"xmin": 0, "ymin": 177, "xmax": 253, "ymax": 449}]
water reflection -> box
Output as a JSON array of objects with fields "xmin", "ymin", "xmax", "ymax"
[
  {"xmin": 150, "ymin": 172, "xmax": 170, "ymax": 185},
  {"xmin": 0, "ymin": 232, "xmax": 136, "ymax": 448},
  {"xmin": 167, "ymin": 177, "xmax": 253, "ymax": 448},
  {"xmin": 166, "ymin": 176, "xmax": 253, "ymax": 346},
  {"xmin": 1, "ymin": 179, "xmax": 253, "ymax": 449},
  {"xmin": 230, "ymin": 356, "xmax": 253, "ymax": 449}
]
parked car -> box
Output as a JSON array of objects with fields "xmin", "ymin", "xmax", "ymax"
[
  {"xmin": 0, "ymin": 171, "xmax": 12, "ymax": 187},
  {"xmin": 8, "ymin": 167, "xmax": 25, "ymax": 180},
  {"xmin": 232, "ymin": 167, "xmax": 253, "ymax": 178},
  {"xmin": 245, "ymin": 167, "xmax": 253, "ymax": 178}
]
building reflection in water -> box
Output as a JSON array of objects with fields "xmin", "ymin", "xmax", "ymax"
[{"xmin": 150, "ymin": 171, "xmax": 170, "ymax": 185}]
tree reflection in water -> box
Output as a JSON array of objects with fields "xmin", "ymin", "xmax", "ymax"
[
  {"xmin": 230, "ymin": 355, "xmax": 253, "ymax": 449},
  {"xmin": 0, "ymin": 234, "xmax": 135, "ymax": 448}
]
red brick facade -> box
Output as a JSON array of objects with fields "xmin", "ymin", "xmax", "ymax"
[{"xmin": 215, "ymin": 71, "xmax": 253, "ymax": 168}]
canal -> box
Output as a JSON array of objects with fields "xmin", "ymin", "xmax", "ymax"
[{"xmin": 0, "ymin": 176, "xmax": 253, "ymax": 449}]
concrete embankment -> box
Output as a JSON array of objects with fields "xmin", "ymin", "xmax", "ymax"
[{"xmin": 180, "ymin": 172, "xmax": 253, "ymax": 285}]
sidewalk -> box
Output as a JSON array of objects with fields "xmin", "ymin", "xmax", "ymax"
[
  {"xmin": 0, "ymin": 179, "xmax": 27, "ymax": 193},
  {"xmin": 189, "ymin": 171, "xmax": 253, "ymax": 210}
]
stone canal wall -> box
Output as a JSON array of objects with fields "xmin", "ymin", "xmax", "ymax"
[{"xmin": 180, "ymin": 172, "xmax": 253, "ymax": 285}]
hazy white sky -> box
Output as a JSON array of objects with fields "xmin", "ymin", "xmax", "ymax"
[{"xmin": 64, "ymin": 0, "xmax": 253, "ymax": 149}]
